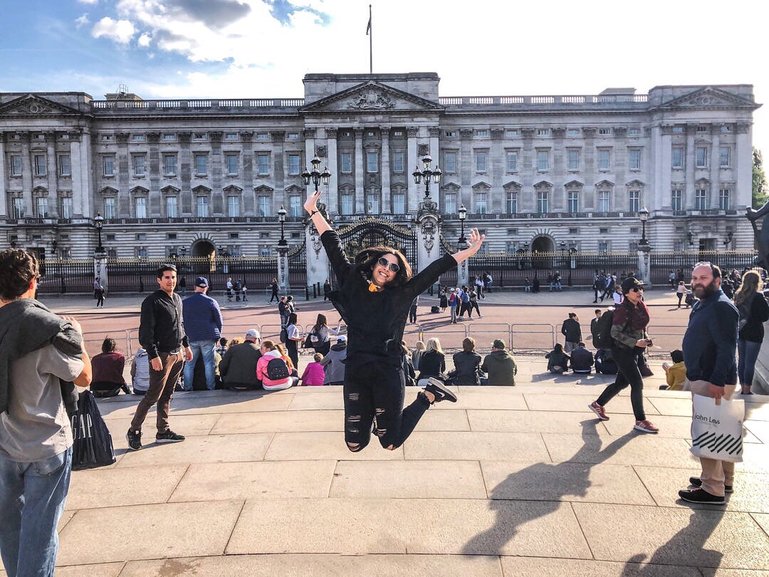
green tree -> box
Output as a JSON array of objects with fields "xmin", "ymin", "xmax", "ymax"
[{"xmin": 754, "ymin": 148, "xmax": 768, "ymax": 207}]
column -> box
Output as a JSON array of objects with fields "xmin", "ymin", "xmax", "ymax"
[
  {"xmin": 580, "ymin": 128, "xmax": 595, "ymax": 209},
  {"xmin": 240, "ymin": 131, "xmax": 254, "ymax": 214},
  {"xmin": 0, "ymin": 135, "xmax": 7, "ymax": 217},
  {"xmin": 550, "ymin": 128, "xmax": 565, "ymax": 211},
  {"xmin": 407, "ymin": 127, "xmax": 419, "ymax": 212},
  {"xmin": 652, "ymin": 124, "xmax": 670, "ymax": 210},
  {"xmin": 277, "ymin": 246, "xmax": 290, "ymax": 293},
  {"xmin": 709, "ymin": 127, "xmax": 721, "ymax": 208},
  {"xmin": 325, "ymin": 128, "xmax": 339, "ymax": 213},
  {"xmin": 271, "ymin": 131, "xmax": 286, "ymax": 210},
  {"xmin": 209, "ymin": 131, "xmax": 223, "ymax": 214},
  {"xmin": 20, "ymin": 132, "xmax": 33, "ymax": 217},
  {"xmin": 93, "ymin": 255, "xmax": 108, "ymax": 291},
  {"xmin": 354, "ymin": 128, "xmax": 364, "ymax": 213},
  {"xmin": 381, "ymin": 127, "xmax": 391, "ymax": 213},
  {"xmin": 46, "ymin": 132, "xmax": 58, "ymax": 217},
  {"xmin": 735, "ymin": 123, "xmax": 752, "ymax": 209},
  {"xmin": 685, "ymin": 125, "xmax": 696, "ymax": 209},
  {"xmin": 459, "ymin": 128, "xmax": 473, "ymax": 210}
]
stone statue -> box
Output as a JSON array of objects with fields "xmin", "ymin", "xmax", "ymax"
[{"xmin": 746, "ymin": 202, "xmax": 769, "ymax": 269}]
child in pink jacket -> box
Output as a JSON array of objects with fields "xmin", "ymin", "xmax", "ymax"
[{"xmin": 301, "ymin": 353, "xmax": 326, "ymax": 386}]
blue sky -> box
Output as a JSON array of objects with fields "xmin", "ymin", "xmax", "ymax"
[{"xmin": 1, "ymin": 0, "xmax": 768, "ymax": 157}]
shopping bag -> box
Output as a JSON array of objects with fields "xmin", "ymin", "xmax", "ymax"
[
  {"xmin": 71, "ymin": 389, "xmax": 116, "ymax": 470},
  {"xmin": 690, "ymin": 394, "xmax": 744, "ymax": 463}
]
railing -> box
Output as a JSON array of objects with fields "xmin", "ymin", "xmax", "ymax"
[
  {"xmin": 91, "ymin": 98, "xmax": 306, "ymax": 111},
  {"xmin": 439, "ymin": 94, "xmax": 649, "ymax": 108}
]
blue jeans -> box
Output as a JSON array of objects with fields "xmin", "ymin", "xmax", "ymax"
[
  {"xmin": 0, "ymin": 447, "xmax": 72, "ymax": 577},
  {"xmin": 738, "ymin": 339, "xmax": 762, "ymax": 388},
  {"xmin": 183, "ymin": 340, "xmax": 217, "ymax": 390}
]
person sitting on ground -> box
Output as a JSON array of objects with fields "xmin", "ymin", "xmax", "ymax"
[
  {"xmin": 219, "ymin": 328, "xmax": 262, "ymax": 390},
  {"xmin": 91, "ymin": 337, "xmax": 131, "ymax": 397},
  {"xmin": 256, "ymin": 339, "xmax": 295, "ymax": 391},
  {"xmin": 480, "ymin": 339, "xmax": 517, "ymax": 385},
  {"xmin": 216, "ymin": 337, "xmax": 228, "ymax": 356},
  {"xmin": 546, "ymin": 343, "xmax": 570, "ymax": 374},
  {"xmin": 570, "ymin": 342, "xmax": 595, "ymax": 374},
  {"xmin": 661, "ymin": 349, "xmax": 687, "ymax": 390},
  {"xmin": 451, "ymin": 337, "xmax": 482, "ymax": 385},
  {"xmin": 417, "ymin": 337, "xmax": 446, "ymax": 382},
  {"xmin": 594, "ymin": 348, "xmax": 618, "ymax": 375},
  {"xmin": 301, "ymin": 353, "xmax": 326, "ymax": 386},
  {"xmin": 411, "ymin": 340, "xmax": 426, "ymax": 372},
  {"xmin": 131, "ymin": 347, "xmax": 150, "ymax": 395},
  {"xmin": 320, "ymin": 335, "xmax": 347, "ymax": 385},
  {"xmin": 274, "ymin": 342, "xmax": 298, "ymax": 378}
]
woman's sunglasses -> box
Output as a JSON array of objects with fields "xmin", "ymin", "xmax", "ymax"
[{"xmin": 377, "ymin": 257, "xmax": 400, "ymax": 273}]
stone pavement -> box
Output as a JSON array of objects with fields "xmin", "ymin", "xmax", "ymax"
[{"xmin": 4, "ymin": 358, "xmax": 769, "ymax": 577}]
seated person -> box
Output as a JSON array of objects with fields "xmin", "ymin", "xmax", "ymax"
[
  {"xmin": 301, "ymin": 353, "xmax": 326, "ymax": 386},
  {"xmin": 417, "ymin": 338, "xmax": 446, "ymax": 382},
  {"xmin": 320, "ymin": 335, "xmax": 347, "ymax": 385},
  {"xmin": 570, "ymin": 342, "xmax": 594, "ymax": 374},
  {"xmin": 257, "ymin": 340, "xmax": 296, "ymax": 391},
  {"xmin": 661, "ymin": 349, "xmax": 687, "ymax": 390},
  {"xmin": 545, "ymin": 343, "xmax": 570, "ymax": 374},
  {"xmin": 594, "ymin": 348, "xmax": 618, "ymax": 375},
  {"xmin": 216, "ymin": 337, "xmax": 228, "ymax": 356},
  {"xmin": 131, "ymin": 347, "xmax": 150, "ymax": 395},
  {"xmin": 274, "ymin": 342, "xmax": 298, "ymax": 378},
  {"xmin": 91, "ymin": 337, "xmax": 131, "ymax": 397},
  {"xmin": 451, "ymin": 337, "xmax": 482, "ymax": 385},
  {"xmin": 480, "ymin": 339, "xmax": 517, "ymax": 386},
  {"xmin": 220, "ymin": 328, "xmax": 262, "ymax": 390}
]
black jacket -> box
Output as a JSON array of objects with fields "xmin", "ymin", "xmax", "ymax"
[
  {"xmin": 452, "ymin": 351, "xmax": 482, "ymax": 385},
  {"xmin": 570, "ymin": 347, "xmax": 594, "ymax": 372},
  {"xmin": 561, "ymin": 318, "xmax": 582, "ymax": 343},
  {"xmin": 139, "ymin": 290, "xmax": 189, "ymax": 360},
  {"xmin": 220, "ymin": 342, "xmax": 262, "ymax": 388},
  {"xmin": 417, "ymin": 350, "xmax": 445, "ymax": 379},
  {"xmin": 737, "ymin": 293, "xmax": 769, "ymax": 342}
]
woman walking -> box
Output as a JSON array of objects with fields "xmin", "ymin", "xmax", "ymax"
[
  {"xmin": 305, "ymin": 189, "xmax": 484, "ymax": 452},
  {"xmin": 734, "ymin": 269, "xmax": 769, "ymax": 395},
  {"xmin": 588, "ymin": 277, "xmax": 659, "ymax": 433}
]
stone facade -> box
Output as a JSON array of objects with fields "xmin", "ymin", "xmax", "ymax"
[{"xmin": 0, "ymin": 73, "xmax": 760, "ymax": 265}]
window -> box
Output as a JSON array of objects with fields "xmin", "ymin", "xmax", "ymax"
[
  {"xmin": 672, "ymin": 126, "xmax": 684, "ymax": 134},
  {"xmin": 289, "ymin": 195, "xmax": 301, "ymax": 217},
  {"xmin": 132, "ymin": 134, "xmax": 146, "ymax": 142},
  {"xmin": 695, "ymin": 146, "xmax": 708, "ymax": 168},
  {"xmin": 475, "ymin": 129, "xmax": 489, "ymax": 138},
  {"xmin": 444, "ymin": 151, "xmax": 457, "ymax": 173},
  {"xmin": 340, "ymin": 152, "xmax": 353, "ymax": 174},
  {"xmin": 256, "ymin": 154, "xmax": 270, "ymax": 175},
  {"xmin": 442, "ymin": 192, "xmax": 456, "ymax": 215},
  {"xmin": 136, "ymin": 247, "xmax": 147, "ymax": 258},
  {"xmin": 163, "ymin": 154, "xmax": 177, "ymax": 175},
  {"xmin": 12, "ymin": 197, "xmax": 24, "ymax": 218},
  {"xmin": 506, "ymin": 151, "xmax": 518, "ymax": 172},
  {"xmin": 506, "ymin": 192, "xmax": 518, "ymax": 214},
  {"xmin": 719, "ymin": 146, "xmax": 731, "ymax": 168},
  {"xmin": 628, "ymin": 148, "xmax": 642, "ymax": 170},
  {"xmin": 671, "ymin": 188, "xmax": 683, "ymax": 211},
  {"xmin": 227, "ymin": 196, "xmax": 240, "ymax": 217},
  {"xmin": 506, "ymin": 129, "xmax": 519, "ymax": 138},
  {"xmin": 537, "ymin": 191, "xmax": 549, "ymax": 213},
  {"xmin": 58, "ymin": 154, "xmax": 71, "ymax": 177},
  {"xmin": 287, "ymin": 153, "xmax": 301, "ymax": 175},
  {"xmin": 102, "ymin": 155, "xmax": 115, "ymax": 177},
  {"xmin": 104, "ymin": 197, "xmax": 116, "ymax": 219},
  {"xmin": 628, "ymin": 190, "xmax": 640, "ymax": 213},
  {"xmin": 475, "ymin": 151, "xmax": 488, "ymax": 172},
  {"xmin": 286, "ymin": 132, "xmax": 299, "ymax": 140},
  {"xmin": 567, "ymin": 149, "xmax": 580, "ymax": 171},
  {"xmin": 162, "ymin": 133, "xmax": 176, "ymax": 141},
  {"xmin": 537, "ymin": 128, "xmax": 550, "ymax": 137},
  {"xmin": 225, "ymin": 132, "xmax": 238, "ymax": 141},
  {"xmin": 59, "ymin": 197, "xmax": 73, "ymax": 219},
  {"xmin": 132, "ymin": 154, "xmax": 146, "ymax": 177},
  {"xmin": 366, "ymin": 151, "xmax": 379, "ymax": 173},
  {"xmin": 196, "ymin": 196, "xmax": 209, "ymax": 217},
  {"xmin": 35, "ymin": 196, "xmax": 49, "ymax": 217},
  {"xmin": 697, "ymin": 125, "xmax": 709, "ymax": 133},
  {"xmin": 536, "ymin": 150, "xmax": 549, "ymax": 171},
  {"xmin": 194, "ymin": 154, "xmax": 208, "ymax": 175},
  {"xmin": 9, "ymin": 155, "xmax": 22, "ymax": 176},
  {"xmin": 695, "ymin": 187, "xmax": 707, "ymax": 211},
  {"xmin": 392, "ymin": 151, "xmax": 405, "ymax": 173},
  {"xmin": 33, "ymin": 154, "xmax": 47, "ymax": 176},
  {"xmin": 597, "ymin": 148, "xmax": 611, "ymax": 171},
  {"xmin": 719, "ymin": 188, "xmax": 731, "ymax": 210},
  {"xmin": 366, "ymin": 190, "xmax": 380, "ymax": 214},
  {"xmin": 671, "ymin": 146, "xmax": 684, "ymax": 169},
  {"xmin": 597, "ymin": 191, "xmax": 611, "ymax": 212},
  {"xmin": 392, "ymin": 190, "xmax": 406, "ymax": 214},
  {"xmin": 567, "ymin": 128, "xmax": 580, "ymax": 137},
  {"xmin": 598, "ymin": 241, "xmax": 609, "ymax": 254},
  {"xmin": 340, "ymin": 190, "xmax": 354, "ymax": 215},
  {"xmin": 225, "ymin": 154, "xmax": 238, "ymax": 175},
  {"xmin": 475, "ymin": 191, "xmax": 488, "ymax": 214},
  {"xmin": 135, "ymin": 197, "xmax": 147, "ymax": 219},
  {"xmin": 256, "ymin": 195, "xmax": 270, "ymax": 217},
  {"xmin": 568, "ymin": 191, "xmax": 579, "ymax": 213},
  {"xmin": 256, "ymin": 132, "xmax": 269, "ymax": 141},
  {"xmin": 166, "ymin": 196, "xmax": 178, "ymax": 218},
  {"xmin": 628, "ymin": 127, "xmax": 641, "ymax": 136},
  {"xmin": 598, "ymin": 128, "xmax": 612, "ymax": 136}
]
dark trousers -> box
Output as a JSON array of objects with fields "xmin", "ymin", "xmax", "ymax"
[
  {"xmin": 130, "ymin": 351, "xmax": 183, "ymax": 433},
  {"xmin": 343, "ymin": 359, "xmax": 430, "ymax": 451},
  {"xmin": 409, "ymin": 307, "xmax": 417, "ymax": 323},
  {"xmin": 596, "ymin": 346, "xmax": 647, "ymax": 421},
  {"xmin": 270, "ymin": 290, "xmax": 278, "ymax": 302}
]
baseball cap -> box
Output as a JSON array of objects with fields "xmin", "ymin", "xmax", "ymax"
[
  {"xmin": 492, "ymin": 339, "xmax": 506, "ymax": 350},
  {"xmin": 620, "ymin": 276, "xmax": 644, "ymax": 294},
  {"xmin": 195, "ymin": 276, "xmax": 209, "ymax": 288},
  {"xmin": 245, "ymin": 329, "xmax": 260, "ymax": 339},
  {"xmin": 337, "ymin": 335, "xmax": 347, "ymax": 343}
]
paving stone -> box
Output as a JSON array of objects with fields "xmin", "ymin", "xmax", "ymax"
[
  {"xmin": 744, "ymin": 401, "xmax": 769, "ymax": 422},
  {"xmin": 441, "ymin": 389, "xmax": 526, "ymax": 410},
  {"xmin": 287, "ymin": 392, "xmax": 344, "ymax": 410},
  {"xmin": 119, "ymin": 554, "xmax": 503, "ymax": 577},
  {"xmin": 171, "ymin": 392, "xmax": 295, "ymax": 414},
  {"xmin": 67, "ymin": 465, "xmax": 187, "ymax": 509},
  {"xmin": 744, "ymin": 419, "xmax": 769, "ymax": 443},
  {"xmin": 404, "ymin": 431, "xmax": 550, "ymax": 461},
  {"xmin": 702, "ymin": 569, "xmax": 769, "ymax": 577},
  {"xmin": 525, "ymin": 393, "xmax": 661, "ymax": 415},
  {"xmin": 169, "ymin": 461, "xmax": 336, "ymax": 501},
  {"xmin": 330, "ymin": 460, "xmax": 486, "ymax": 499},
  {"xmin": 211, "ymin": 410, "xmax": 344, "ymax": 433},
  {"xmin": 542, "ymin": 431, "xmax": 692, "ymax": 467},
  {"xmin": 646, "ymin": 396, "xmax": 699, "ymax": 417},
  {"xmin": 104, "ymin": 414, "xmax": 221, "ymax": 438},
  {"xmin": 751, "ymin": 512, "xmax": 769, "ymax": 536},
  {"xmin": 500, "ymin": 557, "xmax": 701, "ymax": 577},
  {"xmin": 481, "ymin": 461, "xmax": 655, "ymax": 505},
  {"xmin": 573, "ymin": 503, "xmax": 769, "ymax": 570},
  {"xmin": 226, "ymin": 498, "xmax": 591, "ymax": 558},
  {"xmin": 468, "ymin": 409, "xmax": 608, "ymax": 434},
  {"xmin": 116, "ymin": 434, "xmax": 271, "ymax": 466},
  {"xmin": 57, "ymin": 501, "xmax": 243, "ymax": 565},
  {"xmin": 52, "ymin": 563, "xmax": 125, "ymax": 577},
  {"xmin": 264, "ymin": 432, "xmax": 404, "ymax": 460}
]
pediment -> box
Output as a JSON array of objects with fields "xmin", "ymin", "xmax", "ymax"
[
  {"xmin": 0, "ymin": 94, "xmax": 84, "ymax": 117},
  {"xmin": 625, "ymin": 179, "xmax": 645, "ymax": 188},
  {"xmin": 254, "ymin": 185, "xmax": 274, "ymax": 194},
  {"xmin": 564, "ymin": 179, "xmax": 583, "ymax": 189},
  {"xmin": 131, "ymin": 186, "xmax": 149, "ymax": 195},
  {"xmin": 300, "ymin": 81, "xmax": 443, "ymax": 114},
  {"xmin": 192, "ymin": 185, "xmax": 211, "ymax": 194},
  {"xmin": 472, "ymin": 181, "xmax": 491, "ymax": 192},
  {"xmin": 656, "ymin": 87, "xmax": 757, "ymax": 111},
  {"xmin": 162, "ymin": 185, "xmax": 181, "ymax": 194},
  {"xmin": 100, "ymin": 186, "xmax": 118, "ymax": 196},
  {"xmin": 503, "ymin": 180, "xmax": 522, "ymax": 191}
]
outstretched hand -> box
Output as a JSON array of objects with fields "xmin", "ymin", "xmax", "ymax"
[
  {"xmin": 304, "ymin": 190, "xmax": 321, "ymax": 215},
  {"xmin": 465, "ymin": 228, "xmax": 486, "ymax": 256}
]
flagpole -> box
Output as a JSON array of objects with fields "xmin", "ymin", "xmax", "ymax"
[{"xmin": 368, "ymin": 4, "xmax": 373, "ymax": 74}]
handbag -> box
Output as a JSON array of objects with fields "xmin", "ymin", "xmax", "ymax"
[
  {"xmin": 303, "ymin": 333, "xmax": 314, "ymax": 349},
  {"xmin": 690, "ymin": 394, "xmax": 745, "ymax": 463},
  {"xmin": 71, "ymin": 390, "xmax": 116, "ymax": 470}
]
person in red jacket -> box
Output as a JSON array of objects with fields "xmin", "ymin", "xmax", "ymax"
[{"xmin": 91, "ymin": 337, "xmax": 131, "ymax": 397}]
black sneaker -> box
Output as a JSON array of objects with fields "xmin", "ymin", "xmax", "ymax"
[
  {"xmin": 689, "ymin": 477, "xmax": 733, "ymax": 494},
  {"xmin": 126, "ymin": 429, "xmax": 142, "ymax": 451},
  {"xmin": 423, "ymin": 377, "xmax": 458, "ymax": 404},
  {"xmin": 678, "ymin": 488, "xmax": 725, "ymax": 505},
  {"xmin": 156, "ymin": 429, "xmax": 186, "ymax": 443}
]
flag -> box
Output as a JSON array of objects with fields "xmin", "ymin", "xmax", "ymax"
[{"xmin": 366, "ymin": 5, "xmax": 371, "ymax": 35}]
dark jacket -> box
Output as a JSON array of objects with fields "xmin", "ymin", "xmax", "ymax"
[
  {"xmin": 611, "ymin": 299, "xmax": 649, "ymax": 350},
  {"xmin": 561, "ymin": 318, "xmax": 582, "ymax": 343},
  {"xmin": 320, "ymin": 341, "xmax": 347, "ymax": 384},
  {"xmin": 219, "ymin": 341, "xmax": 262, "ymax": 388},
  {"xmin": 417, "ymin": 349, "xmax": 445, "ymax": 379},
  {"xmin": 480, "ymin": 350, "xmax": 517, "ymax": 385},
  {"xmin": 452, "ymin": 351, "xmax": 482, "ymax": 385},
  {"xmin": 737, "ymin": 293, "xmax": 769, "ymax": 343},
  {"xmin": 682, "ymin": 289, "xmax": 738, "ymax": 386},
  {"xmin": 139, "ymin": 290, "xmax": 189, "ymax": 360},
  {"xmin": 570, "ymin": 346, "xmax": 594, "ymax": 373},
  {"xmin": 546, "ymin": 349, "xmax": 570, "ymax": 372},
  {"xmin": 182, "ymin": 292, "xmax": 223, "ymax": 342}
]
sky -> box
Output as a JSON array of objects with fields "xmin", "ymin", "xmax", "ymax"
[{"xmin": 1, "ymin": 0, "xmax": 768, "ymax": 159}]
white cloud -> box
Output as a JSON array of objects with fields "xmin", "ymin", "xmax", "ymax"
[
  {"xmin": 91, "ymin": 16, "xmax": 136, "ymax": 45},
  {"xmin": 78, "ymin": 0, "xmax": 99, "ymax": 4},
  {"xmin": 137, "ymin": 32, "xmax": 152, "ymax": 47},
  {"xmin": 74, "ymin": 13, "xmax": 90, "ymax": 29}
]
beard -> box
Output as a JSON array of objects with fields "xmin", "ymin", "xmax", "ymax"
[{"xmin": 692, "ymin": 279, "xmax": 718, "ymax": 299}]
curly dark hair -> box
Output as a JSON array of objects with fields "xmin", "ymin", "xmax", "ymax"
[
  {"xmin": 0, "ymin": 249, "xmax": 38, "ymax": 301},
  {"xmin": 101, "ymin": 337, "xmax": 118, "ymax": 353},
  {"xmin": 355, "ymin": 245, "xmax": 413, "ymax": 287}
]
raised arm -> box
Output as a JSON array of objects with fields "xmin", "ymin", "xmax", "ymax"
[
  {"xmin": 452, "ymin": 228, "xmax": 486, "ymax": 265},
  {"xmin": 304, "ymin": 190, "xmax": 332, "ymax": 236}
]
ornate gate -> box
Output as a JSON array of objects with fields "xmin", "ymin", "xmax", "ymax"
[{"xmin": 336, "ymin": 218, "xmax": 418, "ymax": 269}]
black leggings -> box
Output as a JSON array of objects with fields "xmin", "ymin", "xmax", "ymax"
[
  {"xmin": 343, "ymin": 359, "xmax": 430, "ymax": 451},
  {"xmin": 596, "ymin": 346, "xmax": 647, "ymax": 421}
]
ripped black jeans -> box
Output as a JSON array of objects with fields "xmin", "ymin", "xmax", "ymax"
[{"xmin": 344, "ymin": 358, "xmax": 431, "ymax": 451}]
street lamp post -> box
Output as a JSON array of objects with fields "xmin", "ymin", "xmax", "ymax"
[
  {"xmin": 559, "ymin": 241, "xmax": 566, "ymax": 267},
  {"xmin": 458, "ymin": 204, "xmax": 467, "ymax": 245},
  {"xmin": 94, "ymin": 213, "xmax": 104, "ymax": 253},
  {"xmin": 276, "ymin": 205, "xmax": 289, "ymax": 294},
  {"xmin": 301, "ymin": 155, "xmax": 331, "ymax": 193},
  {"xmin": 638, "ymin": 207, "xmax": 649, "ymax": 247},
  {"xmin": 457, "ymin": 204, "xmax": 469, "ymax": 286},
  {"xmin": 278, "ymin": 205, "xmax": 287, "ymax": 247},
  {"xmin": 637, "ymin": 207, "xmax": 651, "ymax": 286},
  {"xmin": 93, "ymin": 212, "xmax": 107, "ymax": 292},
  {"xmin": 412, "ymin": 154, "xmax": 442, "ymax": 199}
]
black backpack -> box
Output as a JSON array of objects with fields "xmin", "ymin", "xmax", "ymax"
[
  {"xmin": 593, "ymin": 308, "xmax": 616, "ymax": 349},
  {"xmin": 266, "ymin": 357, "xmax": 290, "ymax": 380}
]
